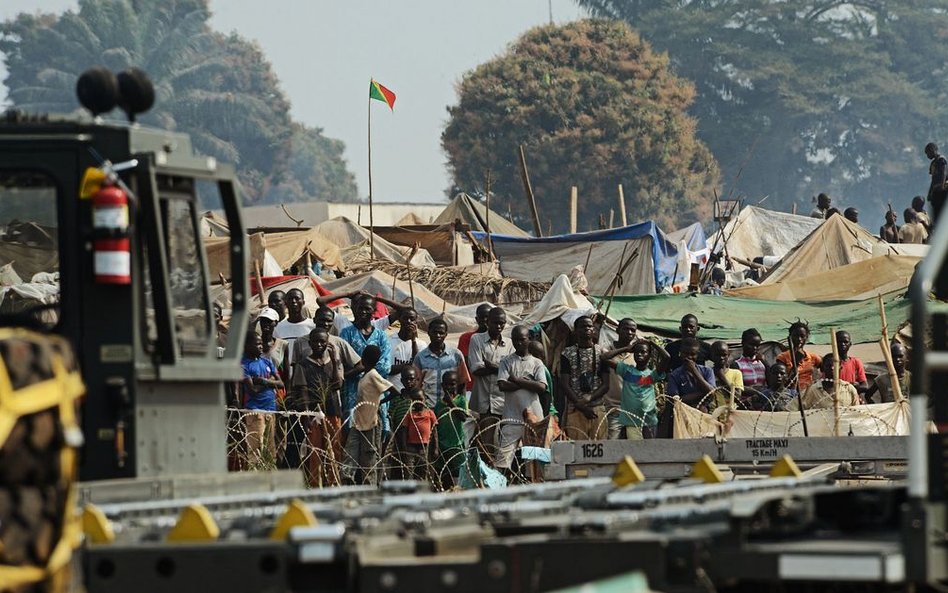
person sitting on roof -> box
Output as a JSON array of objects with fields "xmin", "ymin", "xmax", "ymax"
[
  {"xmin": 810, "ymin": 193, "xmax": 831, "ymax": 219},
  {"xmin": 701, "ymin": 267, "xmax": 726, "ymax": 295},
  {"xmin": 844, "ymin": 207, "xmax": 860, "ymax": 225},
  {"xmin": 899, "ymin": 208, "xmax": 929, "ymax": 244},
  {"xmin": 880, "ymin": 209, "xmax": 900, "ymax": 243}
]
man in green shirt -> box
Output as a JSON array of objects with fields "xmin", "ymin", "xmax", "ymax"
[{"xmin": 607, "ymin": 340, "xmax": 669, "ymax": 440}]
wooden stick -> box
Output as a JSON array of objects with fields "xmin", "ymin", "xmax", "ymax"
[
  {"xmin": 830, "ymin": 326, "xmax": 841, "ymax": 436},
  {"xmin": 367, "ymin": 94, "xmax": 375, "ymax": 257},
  {"xmin": 518, "ymin": 144, "xmax": 543, "ymax": 237},
  {"xmin": 485, "ymin": 169, "xmax": 494, "ymax": 260},
  {"xmin": 877, "ymin": 294, "xmax": 904, "ymax": 402},
  {"xmin": 583, "ymin": 243, "xmax": 594, "ymax": 273},
  {"xmin": 253, "ymin": 259, "xmax": 266, "ymax": 307},
  {"xmin": 609, "ymin": 209, "xmax": 615, "ymax": 229},
  {"xmin": 618, "ymin": 184, "xmax": 627, "ymax": 227},
  {"xmin": 569, "ymin": 186, "xmax": 578, "ymax": 234},
  {"xmin": 406, "ymin": 243, "xmax": 418, "ymax": 309}
]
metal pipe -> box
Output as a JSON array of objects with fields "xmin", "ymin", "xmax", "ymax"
[{"xmin": 907, "ymin": 208, "xmax": 948, "ymax": 499}]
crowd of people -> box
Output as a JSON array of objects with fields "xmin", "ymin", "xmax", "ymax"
[
  {"xmin": 811, "ymin": 141, "xmax": 946, "ymax": 244},
  {"xmin": 234, "ymin": 286, "xmax": 912, "ymax": 488}
]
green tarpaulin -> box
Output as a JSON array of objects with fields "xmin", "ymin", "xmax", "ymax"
[{"xmin": 595, "ymin": 293, "xmax": 941, "ymax": 345}]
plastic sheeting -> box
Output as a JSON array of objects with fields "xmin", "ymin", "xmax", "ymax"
[
  {"xmin": 598, "ymin": 292, "xmax": 926, "ymax": 344},
  {"xmin": 313, "ymin": 217, "xmax": 436, "ymax": 269},
  {"xmin": 373, "ymin": 224, "xmax": 471, "ymax": 266},
  {"xmin": 761, "ymin": 215, "xmax": 893, "ymax": 284},
  {"xmin": 205, "ymin": 229, "xmax": 346, "ymax": 280},
  {"xmin": 672, "ymin": 399, "xmax": 911, "ymax": 438},
  {"xmin": 521, "ymin": 274, "xmax": 596, "ymax": 325},
  {"xmin": 707, "ymin": 206, "xmax": 822, "ymax": 271},
  {"xmin": 434, "ymin": 193, "xmax": 529, "ymax": 237},
  {"xmin": 474, "ymin": 221, "xmax": 679, "ymax": 295},
  {"xmin": 726, "ymin": 255, "xmax": 921, "ymax": 301}
]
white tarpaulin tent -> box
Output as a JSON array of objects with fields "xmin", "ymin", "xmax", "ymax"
[{"xmin": 708, "ymin": 206, "xmax": 822, "ymax": 271}]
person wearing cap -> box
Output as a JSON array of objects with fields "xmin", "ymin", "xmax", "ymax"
[{"xmin": 256, "ymin": 307, "xmax": 288, "ymax": 380}]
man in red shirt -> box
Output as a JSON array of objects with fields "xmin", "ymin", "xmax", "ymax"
[
  {"xmin": 458, "ymin": 304, "xmax": 492, "ymax": 392},
  {"xmin": 834, "ymin": 330, "xmax": 868, "ymax": 400}
]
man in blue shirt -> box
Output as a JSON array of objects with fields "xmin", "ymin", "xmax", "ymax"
[
  {"xmin": 241, "ymin": 331, "xmax": 283, "ymax": 466},
  {"xmin": 339, "ymin": 294, "xmax": 392, "ymax": 432},
  {"xmin": 666, "ymin": 337, "xmax": 716, "ymax": 411}
]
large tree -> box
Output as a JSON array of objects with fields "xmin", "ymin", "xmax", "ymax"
[
  {"xmin": 261, "ymin": 123, "xmax": 358, "ymax": 204},
  {"xmin": 0, "ymin": 0, "xmax": 356, "ymax": 204},
  {"xmin": 577, "ymin": 0, "xmax": 947, "ymax": 217},
  {"xmin": 441, "ymin": 20, "xmax": 719, "ymax": 233}
]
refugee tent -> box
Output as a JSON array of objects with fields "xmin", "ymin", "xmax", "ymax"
[
  {"xmin": 373, "ymin": 223, "xmax": 475, "ymax": 266},
  {"xmin": 760, "ymin": 214, "xmax": 893, "ymax": 284},
  {"xmin": 395, "ymin": 212, "xmax": 432, "ymax": 226},
  {"xmin": 726, "ymin": 255, "xmax": 921, "ymax": 301},
  {"xmin": 200, "ymin": 212, "xmax": 230, "ymax": 237},
  {"xmin": 707, "ymin": 206, "xmax": 822, "ymax": 269},
  {"xmin": 433, "ymin": 193, "xmax": 530, "ymax": 238},
  {"xmin": 318, "ymin": 270, "xmax": 503, "ymax": 333},
  {"xmin": 313, "ymin": 217, "xmax": 436, "ymax": 269},
  {"xmin": 664, "ymin": 222, "xmax": 709, "ymax": 286},
  {"xmin": 473, "ymin": 222, "xmax": 678, "ymax": 295},
  {"xmin": 205, "ymin": 228, "xmax": 346, "ymax": 281},
  {"xmin": 598, "ymin": 292, "xmax": 945, "ymax": 344}
]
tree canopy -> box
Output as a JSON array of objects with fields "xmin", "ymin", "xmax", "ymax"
[
  {"xmin": 0, "ymin": 0, "xmax": 357, "ymax": 205},
  {"xmin": 577, "ymin": 0, "xmax": 948, "ymax": 217},
  {"xmin": 441, "ymin": 19, "xmax": 719, "ymax": 233}
]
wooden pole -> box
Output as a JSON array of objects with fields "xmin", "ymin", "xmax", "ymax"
[
  {"xmin": 253, "ymin": 259, "xmax": 265, "ymax": 307},
  {"xmin": 583, "ymin": 243, "xmax": 594, "ymax": 273},
  {"xmin": 518, "ymin": 144, "xmax": 543, "ymax": 237},
  {"xmin": 792, "ymin": 203, "xmax": 798, "ymax": 216},
  {"xmin": 569, "ymin": 186, "xmax": 578, "ymax": 234},
  {"xmin": 485, "ymin": 169, "xmax": 494, "ymax": 260},
  {"xmin": 609, "ymin": 209, "xmax": 615, "ymax": 229},
  {"xmin": 877, "ymin": 294, "xmax": 904, "ymax": 402},
  {"xmin": 406, "ymin": 243, "xmax": 418, "ymax": 310},
  {"xmin": 830, "ymin": 326, "xmax": 841, "ymax": 436},
  {"xmin": 618, "ymin": 184, "xmax": 627, "ymax": 227},
  {"xmin": 367, "ymin": 92, "xmax": 375, "ymax": 258}
]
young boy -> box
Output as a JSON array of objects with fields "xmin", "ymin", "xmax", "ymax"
[
  {"xmin": 880, "ymin": 209, "xmax": 900, "ymax": 243},
  {"xmin": 866, "ymin": 342, "xmax": 911, "ymax": 403},
  {"xmin": 711, "ymin": 340, "xmax": 744, "ymax": 409},
  {"xmin": 402, "ymin": 391, "xmax": 439, "ymax": 482},
  {"xmin": 415, "ymin": 317, "xmax": 470, "ymax": 408},
  {"xmin": 730, "ymin": 328, "xmax": 766, "ymax": 390},
  {"xmin": 241, "ymin": 331, "xmax": 284, "ymax": 466},
  {"xmin": 776, "ymin": 321, "xmax": 822, "ymax": 392},
  {"xmin": 344, "ymin": 345, "xmax": 392, "ymax": 485},
  {"xmin": 434, "ymin": 370, "xmax": 469, "ymax": 488},
  {"xmin": 607, "ymin": 339, "xmax": 669, "ymax": 439},
  {"xmin": 603, "ymin": 318, "xmax": 638, "ymax": 439},
  {"xmin": 834, "ymin": 330, "xmax": 869, "ymax": 397},
  {"xmin": 382, "ymin": 367, "xmax": 424, "ymax": 479},
  {"xmin": 496, "ymin": 325, "xmax": 548, "ymax": 471},
  {"xmin": 666, "ymin": 337, "xmax": 716, "ymax": 411},
  {"xmin": 527, "ymin": 339, "xmax": 556, "ymax": 419},
  {"xmin": 753, "ymin": 362, "xmax": 799, "ymax": 411},
  {"xmin": 665, "ymin": 314, "xmax": 712, "ymax": 370},
  {"xmin": 794, "ymin": 355, "xmax": 861, "ymax": 410},
  {"xmin": 288, "ymin": 328, "xmax": 343, "ymax": 485}
]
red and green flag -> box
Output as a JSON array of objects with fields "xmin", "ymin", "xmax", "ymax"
[{"xmin": 369, "ymin": 79, "xmax": 396, "ymax": 111}]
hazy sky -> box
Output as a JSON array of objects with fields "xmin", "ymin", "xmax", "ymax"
[{"xmin": 1, "ymin": 0, "xmax": 586, "ymax": 203}]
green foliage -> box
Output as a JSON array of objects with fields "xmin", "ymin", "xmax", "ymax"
[
  {"xmin": 0, "ymin": 0, "xmax": 356, "ymax": 205},
  {"xmin": 578, "ymin": 0, "xmax": 948, "ymax": 217},
  {"xmin": 441, "ymin": 19, "xmax": 719, "ymax": 233}
]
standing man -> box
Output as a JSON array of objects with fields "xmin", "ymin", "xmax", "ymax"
[
  {"xmin": 458, "ymin": 303, "xmax": 492, "ymax": 392},
  {"xmin": 810, "ymin": 193, "xmax": 831, "ymax": 219},
  {"xmin": 925, "ymin": 142, "xmax": 947, "ymax": 224},
  {"xmin": 274, "ymin": 289, "xmax": 316, "ymax": 382},
  {"xmin": 468, "ymin": 307, "xmax": 513, "ymax": 458},
  {"xmin": 911, "ymin": 196, "xmax": 933, "ymax": 236},
  {"xmin": 415, "ymin": 317, "xmax": 469, "ymax": 408},
  {"xmin": 834, "ymin": 330, "xmax": 869, "ymax": 399},
  {"xmin": 665, "ymin": 314, "xmax": 712, "ymax": 370},
  {"xmin": 602, "ymin": 318, "xmax": 638, "ymax": 439},
  {"xmin": 560, "ymin": 316, "xmax": 609, "ymax": 441},
  {"xmin": 267, "ymin": 290, "xmax": 287, "ymax": 321},
  {"xmin": 388, "ymin": 308, "xmax": 426, "ymax": 393},
  {"xmin": 496, "ymin": 326, "xmax": 547, "ymax": 471},
  {"xmin": 339, "ymin": 294, "xmax": 392, "ymax": 432}
]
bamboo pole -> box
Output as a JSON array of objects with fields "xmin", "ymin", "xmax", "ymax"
[
  {"xmin": 518, "ymin": 144, "xmax": 543, "ymax": 237},
  {"xmin": 618, "ymin": 184, "xmax": 627, "ymax": 227},
  {"xmin": 485, "ymin": 169, "xmax": 494, "ymax": 260},
  {"xmin": 877, "ymin": 294, "xmax": 904, "ymax": 402},
  {"xmin": 609, "ymin": 209, "xmax": 615, "ymax": 229},
  {"xmin": 583, "ymin": 243, "xmax": 594, "ymax": 273},
  {"xmin": 569, "ymin": 186, "xmax": 578, "ymax": 234},
  {"xmin": 253, "ymin": 259, "xmax": 265, "ymax": 307},
  {"xmin": 830, "ymin": 326, "xmax": 841, "ymax": 436}
]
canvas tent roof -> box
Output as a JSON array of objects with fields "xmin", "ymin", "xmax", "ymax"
[
  {"xmin": 373, "ymin": 224, "xmax": 469, "ymax": 266},
  {"xmin": 708, "ymin": 206, "xmax": 822, "ymax": 269},
  {"xmin": 726, "ymin": 255, "xmax": 921, "ymax": 301},
  {"xmin": 313, "ymin": 217, "xmax": 436, "ymax": 268},
  {"xmin": 204, "ymin": 228, "xmax": 346, "ymax": 280},
  {"xmin": 760, "ymin": 214, "xmax": 894, "ymax": 284},
  {"xmin": 599, "ymin": 292, "xmax": 948, "ymax": 345},
  {"xmin": 433, "ymin": 193, "xmax": 529, "ymax": 237},
  {"xmin": 473, "ymin": 221, "xmax": 678, "ymax": 295}
]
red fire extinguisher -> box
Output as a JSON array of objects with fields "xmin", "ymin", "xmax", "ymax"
[{"xmin": 92, "ymin": 184, "xmax": 131, "ymax": 284}]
